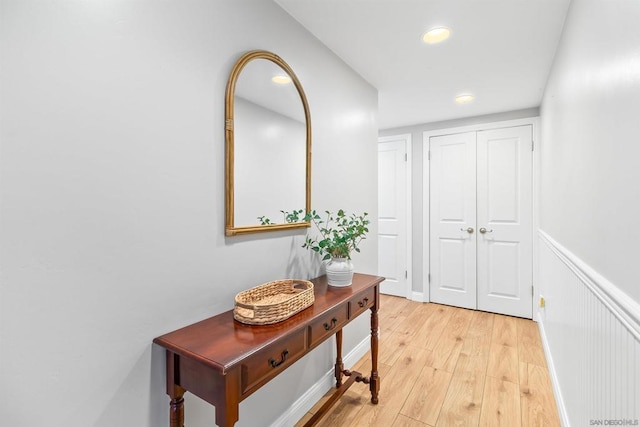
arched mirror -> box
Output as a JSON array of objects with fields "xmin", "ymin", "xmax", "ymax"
[{"xmin": 225, "ymin": 50, "xmax": 311, "ymax": 236}]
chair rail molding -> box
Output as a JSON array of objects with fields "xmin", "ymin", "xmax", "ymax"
[{"xmin": 538, "ymin": 229, "xmax": 640, "ymax": 339}]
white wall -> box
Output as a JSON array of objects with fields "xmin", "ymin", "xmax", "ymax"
[
  {"xmin": 538, "ymin": 0, "xmax": 640, "ymax": 423},
  {"xmin": 0, "ymin": 1, "xmax": 378, "ymax": 426},
  {"xmin": 540, "ymin": 0, "xmax": 640, "ymax": 305}
]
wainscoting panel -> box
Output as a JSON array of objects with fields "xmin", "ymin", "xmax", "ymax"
[{"xmin": 538, "ymin": 231, "xmax": 640, "ymax": 427}]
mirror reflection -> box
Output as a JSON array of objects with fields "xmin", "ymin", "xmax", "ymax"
[
  {"xmin": 225, "ymin": 51, "xmax": 311, "ymax": 236},
  {"xmin": 234, "ymin": 60, "xmax": 306, "ymax": 226}
]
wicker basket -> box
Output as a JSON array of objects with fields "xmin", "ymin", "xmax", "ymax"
[{"xmin": 233, "ymin": 279, "xmax": 315, "ymax": 325}]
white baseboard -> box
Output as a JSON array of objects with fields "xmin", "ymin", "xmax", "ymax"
[
  {"xmin": 270, "ymin": 335, "xmax": 371, "ymax": 427},
  {"xmin": 537, "ymin": 316, "xmax": 570, "ymax": 427},
  {"xmin": 411, "ymin": 291, "xmax": 427, "ymax": 302}
]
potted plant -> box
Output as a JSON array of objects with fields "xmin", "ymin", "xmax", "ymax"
[{"xmin": 260, "ymin": 209, "xmax": 370, "ymax": 287}]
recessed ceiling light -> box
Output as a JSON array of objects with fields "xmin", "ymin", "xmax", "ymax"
[
  {"xmin": 271, "ymin": 75, "xmax": 292, "ymax": 84},
  {"xmin": 422, "ymin": 27, "xmax": 451, "ymax": 44},
  {"xmin": 455, "ymin": 94, "xmax": 475, "ymax": 104}
]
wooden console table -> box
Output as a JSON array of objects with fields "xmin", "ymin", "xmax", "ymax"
[{"xmin": 153, "ymin": 273, "xmax": 384, "ymax": 427}]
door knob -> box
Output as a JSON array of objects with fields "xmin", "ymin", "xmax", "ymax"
[
  {"xmin": 460, "ymin": 227, "xmax": 474, "ymax": 234},
  {"xmin": 479, "ymin": 227, "xmax": 493, "ymax": 234}
]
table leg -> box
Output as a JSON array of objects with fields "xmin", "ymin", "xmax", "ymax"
[
  {"xmin": 215, "ymin": 368, "xmax": 241, "ymax": 427},
  {"xmin": 166, "ymin": 350, "xmax": 186, "ymax": 427},
  {"xmin": 369, "ymin": 305, "xmax": 380, "ymax": 404},
  {"xmin": 334, "ymin": 329, "xmax": 344, "ymax": 387},
  {"xmin": 169, "ymin": 386, "xmax": 186, "ymax": 427},
  {"xmin": 215, "ymin": 403, "xmax": 240, "ymax": 427}
]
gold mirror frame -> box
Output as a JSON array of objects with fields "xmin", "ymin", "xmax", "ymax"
[{"xmin": 225, "ymin": 50, "xmax": 312, "ymax": 236}]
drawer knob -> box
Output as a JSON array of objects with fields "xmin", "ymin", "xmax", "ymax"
[
  {"xmin": 358, "ymin": 298, "xmax": 369, "ymax": 308},
  {"xmin": 268, "ymin": 349, "xmax": 289, "ymax": 368},
  {"xmin": 323, "ymin": 317, "xmax": 338, "ymax": 331}
]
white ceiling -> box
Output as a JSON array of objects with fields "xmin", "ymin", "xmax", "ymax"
[{"xmin": 275, "ymin": 0, "xmax": 572, "ymax": 129}]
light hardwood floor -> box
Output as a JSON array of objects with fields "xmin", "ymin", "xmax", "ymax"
[{"xmin": 295, "ymin": 295, "xmax": 560, "ymax": 427}]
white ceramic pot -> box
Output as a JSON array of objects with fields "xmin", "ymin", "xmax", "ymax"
[{"xmin": 325, "ymin": 257, "xmax": 354, "ymax": 287}]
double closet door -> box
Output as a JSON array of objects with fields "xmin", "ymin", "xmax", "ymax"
[{"xmin": 429, "ymin": 125, "xmax": 533, "ymax": 318}]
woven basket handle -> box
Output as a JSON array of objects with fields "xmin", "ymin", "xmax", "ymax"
[
  {"xmin": 291, "ymin": 280, "xmax": 311, "ymax": 291},
  {"xmin": 235, "ymin": 301, "xmax": 256, "ymax": 310}
]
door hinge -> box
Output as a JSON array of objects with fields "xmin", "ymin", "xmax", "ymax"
[
  {"xmin": 428, "ymin": 273, "xmax": 431, "ymax": 283},
  {"xmin": 405, "ymin": 153, "xmax": 408, "ymax": 162},
  {"xmin": 405, "ymin": 270, "xmax": 408, "ymax": 279},
  {"xmin": 532, "ymin": 285, "xmax": 534, "ymax": 296},
  {"xmin": 428, "ymin": 151, "xmax": 431, "ymax": 161},
  {"xmin": 531, "ymin": 140, "xmax": 534, "ymax": 151}
]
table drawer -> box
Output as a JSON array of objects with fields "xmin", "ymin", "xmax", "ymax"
[
  {"xmin": 308, "ymin": 304, "xmax": 349, "ymax": 348},
  {"xmin": 241, "ymin": 327, "xmax": 307, "ymax": 394},
  {"xmin": 349, "ymin": 287, "xmax": 376, "ymax": 319}
]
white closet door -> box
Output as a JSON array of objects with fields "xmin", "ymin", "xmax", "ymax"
[
  {"xmin": 476, "ymin": 125, "xmax": 533, "ymax": 318},
  {"xmin": 378, "ymin": 138, "xmax": 408, "ymax": 297},
  {"xmin": 429, "ymin": 132, "xmax": 477, "ymax": 309}
]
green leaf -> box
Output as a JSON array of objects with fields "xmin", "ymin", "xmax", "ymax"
[{"xmin": 260, "ymin": 207, "xmax": 369, "ymax": 261}]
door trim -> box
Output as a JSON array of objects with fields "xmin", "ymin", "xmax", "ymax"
[
  {"xmin": 422, "ymin": 117, "xmax": 540, "ymax": 312},
  {"xmin": 378, "ymin": 134, "xmax": 412, "ymax": 300}
]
